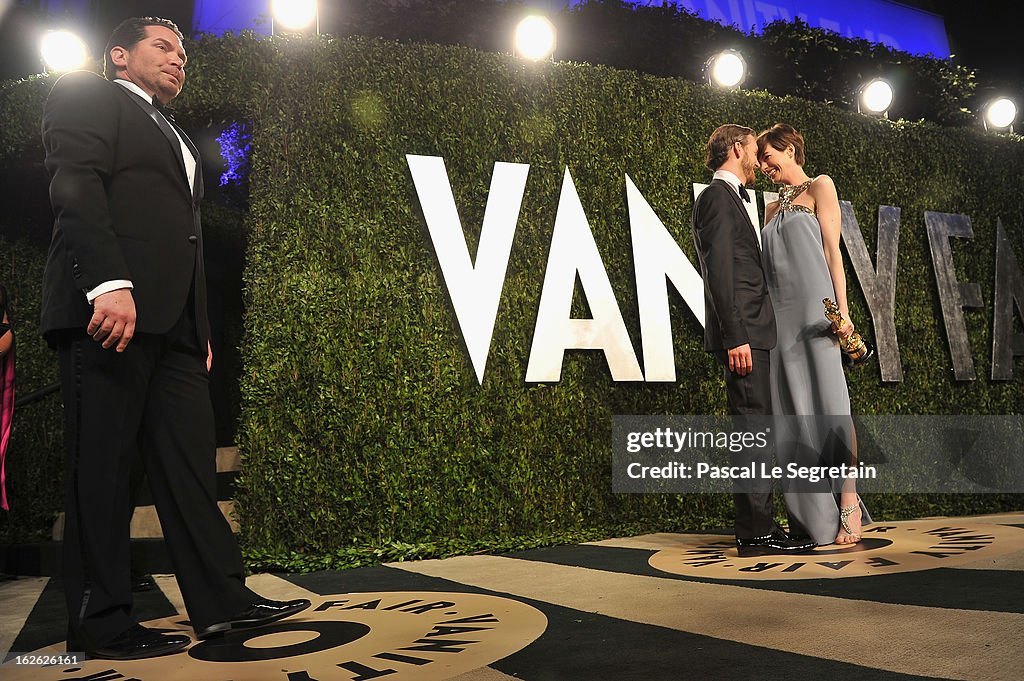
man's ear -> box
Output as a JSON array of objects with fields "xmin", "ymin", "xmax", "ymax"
[{"xmin": 109, "ymin": 45, "xmax": 128, "ymax": 70}]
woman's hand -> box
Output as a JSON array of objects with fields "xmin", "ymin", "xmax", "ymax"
[{"xmin": 833, "ymin": 317, "xmax": 854, "ymax": 340}]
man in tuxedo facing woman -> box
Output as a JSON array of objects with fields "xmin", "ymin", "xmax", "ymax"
[
  {"xmin": 40, "ymin": 16, "xmax": 309, "ymax": 660},
  {"xmin": 690, "ymin": 124, "xmax": 817, "ymax": 557}
]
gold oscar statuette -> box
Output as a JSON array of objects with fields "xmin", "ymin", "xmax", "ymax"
[{"xmin": 823, "ymin": 298, "xmax": 874, "ymax": 368}]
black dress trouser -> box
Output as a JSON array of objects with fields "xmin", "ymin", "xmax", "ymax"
[
  {"xmin": 714, "ymin": 348, "xmax": 776, "ymax": 539},
  {"xmin": 58, "ymin": 303, "xmax": 254, "ymax": 649}
]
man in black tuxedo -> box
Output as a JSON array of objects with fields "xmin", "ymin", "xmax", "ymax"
[
  {"xmin": 41, "ymin": 17, "xmax": 309, "ymax": 660},
  {"xmin": 691, "ymin": 124, "xmax": 815, "ymax": 557}
]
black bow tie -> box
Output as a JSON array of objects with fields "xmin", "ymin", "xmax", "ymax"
[
  {"xmin": 737, "ymin": 185, "xmax": 750, "ymax": 202},
  {"xmin": 152, "ymin": 98, "xmax": 175, "ymax": 122}
]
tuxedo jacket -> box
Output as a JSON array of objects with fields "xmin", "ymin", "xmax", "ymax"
[
  {"xmin": 691, "ymin": 178, "xmax": 776, "ymax": 352},
  {"xmin": 40, "ymin": 71, "xmax": 209, "ymax": 350}
]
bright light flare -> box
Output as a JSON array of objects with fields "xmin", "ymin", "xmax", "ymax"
[
  {"xmin": 860, "ymin": 79, "xmax": 894, "ymax": 114},
  {"xmin": 40, "ymin": 30, "xmax": 88, "ymax": 72},
  {"xmin": 272, "ymin": 0, "xmax": 318, "ymax": 31},
  {"xmin": 984, "ymin": 98, "xmax": 1016, "ymax": 129},
  {"xmin": 707, "ymin": 51, "xmax": 746, "ymax": 88},
  {"xmin": 515, "ymin": 16, "xmax": 556, "ymax": 61}
]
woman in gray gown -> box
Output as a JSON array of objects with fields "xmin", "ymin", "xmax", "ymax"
[{"xmin": 756, "ymin": 123, "xmax": 869, "ymax": 545}]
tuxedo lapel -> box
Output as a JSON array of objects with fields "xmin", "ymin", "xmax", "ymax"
[
  {"xmin": 712, "ymin": 178, "xmax": 759, "ymax": 246},
  {"xmin": 118, "ymin": 87, "xmax": 190, "ymax": 189}
]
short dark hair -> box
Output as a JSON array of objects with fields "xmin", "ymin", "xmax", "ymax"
[
  {"xmin": 705, "ymin": 124, "xmax": 754, "ymax": 172},
  {"xmin": 756, "ymin": 123, "xmax": 805, "ymax": 165},
  {"xmin": 103, "ymin": 17, "xmax": 184, "ymax": 80}
]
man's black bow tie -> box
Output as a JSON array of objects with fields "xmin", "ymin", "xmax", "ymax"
[
  {"xmin": 737, "ymin": 185, "xmax": 750, "ymax": 202},
  {"xmin": 152, "ymin": 99, "xmax": 175, "ymax": 122}
]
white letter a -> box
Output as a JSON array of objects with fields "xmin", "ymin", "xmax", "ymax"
[{"xmin": 526, "ymin": 168, "xmax": 643, "ymax": 382}]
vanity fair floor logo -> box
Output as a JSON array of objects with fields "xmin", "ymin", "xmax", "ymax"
[
  {"xmin": 648, "ymin": 520, "xmax": 1024, "ymax": 580},
  {"xmin": 6, "ymin": 592, "xmax": 547, "ymax": 681}
]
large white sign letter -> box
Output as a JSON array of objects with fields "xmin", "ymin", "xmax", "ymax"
[
  {"xmin": 407, "ymin": 155, "xmax": 529, "ymax": 384},
  {"xmin": 526, "ymin": 169, "xmax": 644, "ymax": 382},
  {"xmin": 628, "ymin": 175, "xmax": 705, "ymax": 381}
]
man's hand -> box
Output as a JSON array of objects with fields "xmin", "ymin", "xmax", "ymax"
[
  {"xmin": 88, "ymin": 289, "xmax": 136, "ymax": 351},
  {"xmin": 727, "ymin": 343, "xmax": 753, "ymax": 376},
  {"xmin": 206, "ymin": 341, "xmax": 213, "ymax": 373}
]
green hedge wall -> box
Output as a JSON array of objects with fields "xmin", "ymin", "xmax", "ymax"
[
  {"xmin": 0, "ymin": 236, "xmax": 62, "ymax": 544},
  {"xmin": 231, "ymin": 35, "xmax": 1024, "ymax": 568},
  {"xmin": 335, "ymin": 0, "xmax": 980, "ymax": 127},
  {"xmin": 2, "ymin": 35, "xmax": 1022, "ymax": 568}
]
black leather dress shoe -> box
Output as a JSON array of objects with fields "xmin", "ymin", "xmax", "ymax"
[
  {"xmin": 196, "ymin": 597, "xmax": 312, "ymax": 640},
  {"xmin": 736, "ymin": 528, "xmax": 817, "ymax": 557},
  {"xmin": 82, "ymin": 624, "xmax": 190, "ymax": 660}
]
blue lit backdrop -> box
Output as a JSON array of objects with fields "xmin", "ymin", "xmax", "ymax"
[
  {"xmin": 192, "ymin": 1, "xmax": 949, "ymax": 57},
  {"xmin": 571, "ymin": 0, "xmax": 950, "ymax": 56},
  {"xmin": 216, "ymin": 121, "xmax": 252, "ymax": 187},
  {"xmin": 192, "ymin": 0, "xmax": 269, "ymax": 36}
]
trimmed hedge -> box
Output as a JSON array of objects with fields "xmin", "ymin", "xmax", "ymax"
[
  {"xmin": 232, "ymin": 35, "xmax": 1024, "ymax": 568},
  {"xmin": 0, "ymin": 236, "xmax": 62, "ymax": 543},
  {"xmin": 1, "ymin": 34, "xmax": 1022, "ymax": 569},
  {"xmin": 333, "ymin": 0, "xmax": 979, "ymax": 127}
]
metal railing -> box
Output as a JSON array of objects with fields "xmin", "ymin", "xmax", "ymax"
[{"xmin": 14, "ymin": 381, "xmax": 60, "ymax": 409}]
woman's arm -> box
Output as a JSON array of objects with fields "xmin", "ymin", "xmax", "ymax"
[
  {"xmin": 810, "ymin": 175, "xmax": 853, "ymax": 336},
  {"xmin": 764, "ymin": 200, "xmax": 780, "ymax": 227}
]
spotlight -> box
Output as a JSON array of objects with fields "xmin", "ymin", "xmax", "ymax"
[
  {"xmin": 983, "ymin": 97, "xmax": 1016, "ymax": 132},
  {"xmin": 271, "ymin": 0, "xmax": 318, "ymax": 33},
  {"xmin": 40, "ymin": 30, "xmax": 88, "ymax": 72},
  {"xmin": 857, "ymin": 78, "xmax": 893, "ymax": 116},
  {"xmin": 514, "ymin": 16, "xmax": 556, "ymax": 61},
  {"xmin": 705, "ymin": 50, "xmax": 746, "ymax": 89}
]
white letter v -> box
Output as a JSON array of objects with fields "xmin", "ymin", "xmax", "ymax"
[{"xmin": 407, "ymin": 155, "xmax": 529, "ymax": 384}]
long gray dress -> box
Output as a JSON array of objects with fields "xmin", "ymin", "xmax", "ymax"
[{"xmin": 761, "ymin": 181, "xmax": 870, "ymax": 544}]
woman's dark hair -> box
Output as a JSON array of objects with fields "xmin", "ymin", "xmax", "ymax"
[
  {"xmin": 0, "ymin": 284, "xmax": 10, "ymax": 325},
  {"xmin": 756, "ymin": 123, "xmax": 806, "ymax": 165}
]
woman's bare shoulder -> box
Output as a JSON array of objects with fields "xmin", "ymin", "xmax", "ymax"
[{"xmin": 809, "ymin": 174, "xmax": 837, "ymax": 193}]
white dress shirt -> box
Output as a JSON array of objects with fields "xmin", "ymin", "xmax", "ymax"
[
  {"xmin": 712, "ymin": 169, "xmax": 747, "ymax": 198},
  {"xmin": 710, "ymin": 169, "xmax": 760, "ymax": 249}
]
